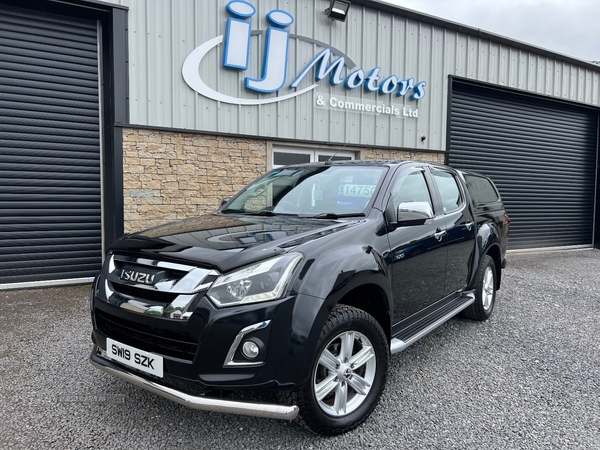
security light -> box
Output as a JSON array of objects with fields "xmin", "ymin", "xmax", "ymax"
[{"xmin": 325, "ymin": 0, "xmax": 351, "ymax": 22}]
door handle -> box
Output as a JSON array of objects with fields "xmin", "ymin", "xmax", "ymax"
[
  {"xmin": 465, "ymin": 222, "xmax": 474, "ymax": 231},
  {"xmin": 434, "ymin": 229, "xmax": 446, "ymax": 241}
]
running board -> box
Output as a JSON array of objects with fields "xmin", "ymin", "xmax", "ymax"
[{"xmin": 390, "ymin": 292, "xmax": 475, "ymax": 354}]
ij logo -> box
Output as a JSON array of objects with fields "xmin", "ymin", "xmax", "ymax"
[
  {"xmin": 182, "ymin": 0, "xmax": 426, "ymax": 106},
  {"xmin": 223, "ymin": 2, "xmax": 294, "ymax": 93}
]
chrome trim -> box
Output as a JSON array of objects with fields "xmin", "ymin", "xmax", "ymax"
[
  {"xmin": 108, "ymin": 253, "xmax": 116, "ymax": 272},
  {"xmin": 434, "ymin": 230, "xmax": 446, "ymax": 241},
  {"xmin": 223, "ymin": 321, "xmax": 271, "ymax": 367},
  {"xmin": 390, "ymin": 338, "xmax": 407, "ymax": 354},
  {"xmin": 390, "ymin": 292, "xmax": 475, "ymax": 355},
  {"xmin": 105, "ymin": 279, "xmax": 200, "ymax": 318},
  {"xmin": 90, "ymin": 349, "xmax": 298, "ymax": 421},
  {"xmin": 109, "ymin": 255, "xmax": 220, "ymax": 294},
  {"xmin": 113, "ymin": 255, "xmax": 197, "ymax": 273},
  {"xmin": 103, "ymin": 254, "xmax": 220, "ymax": 320},
  {"xmin": 163, "ymin": 294, "xmax": 197, "ymax": 319}
]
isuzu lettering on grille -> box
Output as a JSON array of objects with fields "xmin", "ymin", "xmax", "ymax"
[{"xmin": 120, "ymin": 269, "xmax": 155, "ymax": 285}]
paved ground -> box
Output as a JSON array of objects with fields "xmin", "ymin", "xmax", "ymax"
[{"xmin": 1, "ymin": 250, "xmax": 599, "ymax": 449}]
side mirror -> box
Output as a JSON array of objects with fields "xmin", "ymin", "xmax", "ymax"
[
  {"xmin": 221, "ymin": 198, "xmax": 231, "ymax": 207},
  {"xmin": 396, "ymin": 201, "xmax": 434, "ymax": 227}
]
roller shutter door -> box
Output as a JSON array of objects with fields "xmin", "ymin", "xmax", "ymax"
[
  {"xmin": 448, "ymin": 81, "xmax": 598, "ymax": 250},
  {"xmin": 0, "ymin": 6, "xmax": 102, "ymax": 284}
]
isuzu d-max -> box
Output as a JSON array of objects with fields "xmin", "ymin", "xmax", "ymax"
[{"xmin": 90, "ymin": 160, "xmax": 509, "ymax": 435}]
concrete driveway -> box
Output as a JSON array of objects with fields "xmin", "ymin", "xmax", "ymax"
[{"xmin": 1, "ymin": 250, "xmax": 599, "ymax": 449}]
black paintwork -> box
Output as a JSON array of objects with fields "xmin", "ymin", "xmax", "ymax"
[
  {"xmin": 110, "ymin": 213, "xmax": 359, "ymax": 273},
  {"xmin": 91, "ymin": 160, "xmax": 509, "ymax": 392}
]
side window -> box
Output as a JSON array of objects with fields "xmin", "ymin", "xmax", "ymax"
[
  {"xmin": 431, "ymin": 169, "xmax": 463, "ymax": 213},
  {"xmin": 464, "ymin": 174, "xmax": 500, "ymax": 204},
  {"xmin": 391, "ymin": 171, "xmax": 434, "ymax": 212}
]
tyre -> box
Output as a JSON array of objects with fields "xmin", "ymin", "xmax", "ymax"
[
  {"xmin": 291, "ymin": 305, "xmax": 389, "ymax": 435},
  {"xmin": 462, "ymin": 254, "xmax": 496, "ymax": 321}
]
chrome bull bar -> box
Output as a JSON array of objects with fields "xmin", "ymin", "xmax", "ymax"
[{"xmin": 90, "ymin": 348, "xmax": 299, "ymax": 421}]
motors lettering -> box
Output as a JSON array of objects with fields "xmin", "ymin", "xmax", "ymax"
[{"xmin": 110, "ymin": 343, "xmax": 155, "ymax": 370}]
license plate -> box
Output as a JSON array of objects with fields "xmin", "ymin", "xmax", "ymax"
[{"xmin": 105, "ymin": 338, "xmax": 164, "ymax": 378}]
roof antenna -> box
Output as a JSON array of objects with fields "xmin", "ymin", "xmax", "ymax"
[{"xmin": 326, "ymin": 141, "xmax": 351, "ymax": 164}]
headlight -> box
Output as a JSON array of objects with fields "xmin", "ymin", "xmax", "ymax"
[{"xmin": 207, "ymin": 253, "xmax": 302, "ymax": 307}]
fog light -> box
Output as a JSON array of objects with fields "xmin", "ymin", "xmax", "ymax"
[{"xmin": 242, "ymin": 341, "xmax": 260, "ymax": 359}]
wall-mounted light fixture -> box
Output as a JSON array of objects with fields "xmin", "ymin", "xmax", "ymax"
[{"xmin": 325, "ymin": 0, "xmax": 351, "ymax": 22}]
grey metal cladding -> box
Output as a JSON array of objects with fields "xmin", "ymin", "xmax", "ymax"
[
  {"xmin": 0, "ymin": 6, "xmax": 102, "ymax": 284},
  {"xmin": 448, "ymin": 80, "xmax": 597, "ymax": 249},
  {"xmin": 100, "ymin": 0, "xmax": 600, "ymax": 150}
]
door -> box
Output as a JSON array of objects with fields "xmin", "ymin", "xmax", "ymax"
[
  {"xmin": 448, "ymin": 80, "xmax": 597, "ymax": 249},
  {"xmin": 387, "ymin": 168, "xmax": 447, "ymax": 323},
  {"xmin": 430, "ymin": 168, "xmax": 476, "ymax": 296},
  {"xmin": 0, "ymin": 6, "xmax": 102, "ymax": 285}
]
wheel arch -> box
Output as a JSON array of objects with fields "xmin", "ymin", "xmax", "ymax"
[
  {"xmin": 485, "ymin": 243, "xmax": 502, "ymax": 289},
  {"xmin": 287, "ymin": 279, "xmax": 391, "ymax": 389},
  {"xmin": 476, "ymin": 220, "xmax": 503, "ymax": 291},
  {"xmin": 336, "ymin": 283, "xmax": 392, "ymax": 343}
]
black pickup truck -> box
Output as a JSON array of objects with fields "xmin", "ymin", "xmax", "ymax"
[{"xmin": 90, "ymin": 160, "xmax": 509, "ymax": 435}]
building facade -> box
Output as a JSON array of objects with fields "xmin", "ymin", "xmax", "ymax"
[{"xmin": 0, "ymin": 0, "xmax": 599, "ymax": 287}]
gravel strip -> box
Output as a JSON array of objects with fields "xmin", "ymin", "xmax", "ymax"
[{"xmin": 1, "ymin": 249, "xmax": 599, "ymax": 449}]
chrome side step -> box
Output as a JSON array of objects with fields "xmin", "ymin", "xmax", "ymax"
[{"xmin": 390, "ymin": 292, "xmax": 475, "ymax": 354}]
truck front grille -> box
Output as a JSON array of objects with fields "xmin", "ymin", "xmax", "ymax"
[
  {"xmin": 96, "ymin": 309, "xmax": 198, "ymax": 361},
  {"xmin": 100, "ymin": 254, "xmax": 219, "ymax": 320},
  {"xmin": 109, "ymin": 282, "xmax": 179, "ymax": 304}
]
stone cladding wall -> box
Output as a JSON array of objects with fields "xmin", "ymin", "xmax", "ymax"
[{"xmin": 122, "ymin": 128, "xmax": 444, "ymax": 233}]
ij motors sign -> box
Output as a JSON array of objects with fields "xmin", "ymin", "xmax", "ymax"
[{"xmin": 182, "ymin": 1, "xmax": 426, "ymax": 116}]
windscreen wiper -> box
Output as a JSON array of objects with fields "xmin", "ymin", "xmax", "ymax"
[
  {"xmin": 242, "ymin": 210, "xmax": 276, "ymax": 216},
  {"xmin": 238, "ymin": 210, "xmax": 301, "ymax": 217},
  {"xmin": 220, "ymin": 208, "xmax": 243, "ymax": 214},
  {"xmin": 310, "ymin": 212, "xmax": 365, "ymax": 219}
]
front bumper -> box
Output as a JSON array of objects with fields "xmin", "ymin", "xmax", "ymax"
[
  {"xmin": 90, "ymin": 346, "xmax": 299, "ymax": 420},
  {"xmin": 91, "ymin": 291, "xmax": 313, "ymax": 388}
]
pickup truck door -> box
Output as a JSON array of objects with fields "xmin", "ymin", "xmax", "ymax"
[
  {"xmin": 429, "ymin": 168, "xmax": 476, "ymax": 296},
  {"xmin": 386, "ymin": 168, "xmax": 448, "ymax": 324}
]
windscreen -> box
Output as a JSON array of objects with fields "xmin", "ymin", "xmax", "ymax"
[{"xmin": 223, "ymin": 165, "xmax": 386, "ymax": 216}]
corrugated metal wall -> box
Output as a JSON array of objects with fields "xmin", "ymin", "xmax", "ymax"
[
  {"xmin": 0, "ymin": 5, "xmax": 102, "ymax": 284},
  {"xmin": 103, "ymin": 0, "xmax": 600, "ymax": 151},
  {"xmin": 448, "ymin": 81, "xmax": 598, "ymax": 249}
]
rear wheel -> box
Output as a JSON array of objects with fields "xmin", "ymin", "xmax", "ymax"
[
  {"xmin": 291, "ymin": 305, "xmax": 389, "ymax": 435},
  {"xmin": 462, "ymin": 254, "xmax": 496, "ymax": 321}
]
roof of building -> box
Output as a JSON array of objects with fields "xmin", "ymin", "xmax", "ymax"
[{"xmin": 353, "ymin": 0, "xmax": 600, "ymax": 73}]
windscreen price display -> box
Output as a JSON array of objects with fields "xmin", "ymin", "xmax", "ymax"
[{"xmin": 339, "ymin": 184, "xmax": 376, "ymax": 198}]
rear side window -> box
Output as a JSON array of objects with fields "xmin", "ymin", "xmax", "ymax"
[
  {"xmin": 464, "ymin": 174, "xmax": 500, "ymax": 204},
  {"xmin": 431, "ymin": 169, "xmax": 463, "ymax": 213}
]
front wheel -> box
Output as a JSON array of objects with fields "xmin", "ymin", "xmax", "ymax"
[
  {"xmin": 291, "ymin": 305, "xmax": 389, "ymax": 435},
  {"xmin": 462, "ymin": 254, "xmax": 497, "ymax": 321}
]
